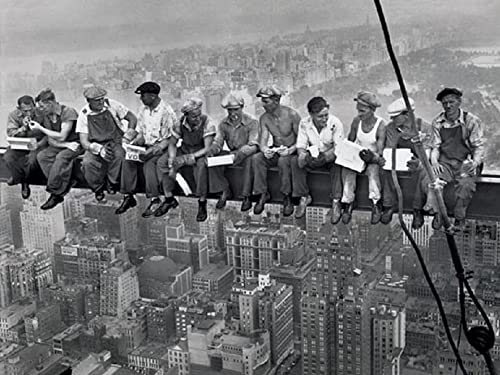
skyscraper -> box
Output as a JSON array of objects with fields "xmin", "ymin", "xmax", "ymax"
[
  {"xmin": 100, "ymin": 260, "xmax": 140, "ymax": 318},
  {"xmin": 166, "ymin": 222, "xmax": 209, "ymax": 273}
]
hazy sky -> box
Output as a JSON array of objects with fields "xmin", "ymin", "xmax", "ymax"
[{"xmin": 1, "ymin": 0, "xmax": 499, "ymax": 58}]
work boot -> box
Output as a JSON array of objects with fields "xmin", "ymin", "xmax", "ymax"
[
  {"xmin": 253, "ymin": 192, "xmax": 270, "ymax": 215},
  {"xmin": 411, "ymin": 209, "xmax": 425, "ymax": 230},
  {"xmin": 342, "ymin": 203, "xmax": 354, "ymax": 224},
  {"xmin": 154, "ymin": 197, "xmax": 179, "ymax": 217},
  {"xmin": 6, "ymin": 177, "xmax": 15, "ymax": 186},
  {"xmin": 380, "ymin": 206, "xmax": 395, "ymax": 225},
  {"xmin": 331, "ymin": 200, "xmax": 342, "ymax": 225},
  {"xmin": 106, "ymin": 182, "xmax": 118, "ymax": 195},
  {"xmin": 371, "ymin": 202, "xmax": 382, "ymax": 225},
  {"xmin": 432, "ymin": 213, "xmax": 442, "ymax": 230},
  {"xmin": 142, "ymin": 198, "xmax": 162, "ymax": 218},
  {"xmin": 196, "ymin": 200, "xmax": 208, "ymax": 222},
  {"xmin": 21, "ymin": 183, "xmax": 31, "ymax": 199},
  {"xmin": 283, "ymin": 195, "xmax": 294, "ymax": 217},
  {"xmin": 115, "ymin": 195, "xmax": 137, "ymax": 214},
  {"xmin": 95, "ymin": 189, "xmax": 105, "ymax": 202},
  {"xmin": 295, "ymin": 195, "xmax": 312, "ymax": 219},
  {"xmin": 40, "ymin": 194, "xmax": 64, "ymax": 210},
  {"xmin": 216, "ymin": 189, "xmax": 232, "ymax": 209},
  {"xmin": 240, "ymin": 197, "xmax": 252, "ymax": 212}
]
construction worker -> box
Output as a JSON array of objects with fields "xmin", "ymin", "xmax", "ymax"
[
  {"xmin": 291, "ymin": 96, "xmax": 344, "ymax": 221},
  {"xmin": 155, "ymin": 97, "xmax": 216, "ymax": 221},
  {"xmin": 28, "ymin": 89, "xmax": 82, "ymax": 210},
  {"xmin": 341, "ymin": 91, "xmax": 385, "ymax": 225},
  {"xmin": 116, "ymin": 82, "xmax": 177, "ymax": 217},
  {"xmin": 379, "ymin": 97, "xmax": 431, "ymax": 227},
  {"xmin": 206, "ymin": 93, "xmax": 259, "ymax": 211},
  {"xmin": 4, "ymin": 95, "xmax": 46, "ymax": 199},
  {"xmin": 252, "ymin": 86, "xmax": 300, "ymax": 216},
  {"xmin": 424, "ymin": 87, "xmax": 484, "ymax": 231},
  {"xmin": 76, "ymin": 85, "xmax": 137, "ymax": 201}
]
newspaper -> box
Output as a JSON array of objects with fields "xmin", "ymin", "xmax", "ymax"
[{"xmin": 334, "ymin": 139, "xmax": 366, "ymax": 173}]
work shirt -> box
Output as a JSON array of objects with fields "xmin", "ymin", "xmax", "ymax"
[
  {"xmin": 213, "ymin": 113, "xmax": 259, "ymax": 151},
  {"xmin": 76, "ymin": 98, "xmax": 130, "ymax": 135},
  {"xmin": 430, "ymin": 109, "xmax": 484, "ymax": 164},
  {"xmin": 42, "ymin": 103, "xmax": 79, "ymax": 142},
  {"xmin": 296, "ymin": 115, "xmax": 344, "ymax": 153},
  {"xmin": 6, "ymin": 108, "xmax": 44, "ymax": 138},
  {"xmin": 136, "ymin": 99, "xmax": 177, "ymax": 146}
]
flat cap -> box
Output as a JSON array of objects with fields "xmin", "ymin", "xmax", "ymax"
[
  {"xmin": 83, "ymin": 86, "xmax": 107, "ymax": 100},
  {"xmin": 436, "ymin": 87, "xmax": 462, "ymax": 101},
  {"xmin": 354, "ymin": 91, "xmax": 381, "ymax": 109},
  {"xmin": 221, "ymin": 93, "xmax": 244, "ymax": 109},
  {"xmin": 135, "ymin": 81, "xmax": 161, "ymax": 95},
  {"xmin": 387, "ymin": 97, "xmax": 415, "ymax": 117},
  {"xmin": 256, "ymin": 85, "xmax": 283, "ymax": 98},
  {"xmin": 181, "ymin": 97, "xmax": 203, "ymax": 114},
  {"xmin": 35, "ymin": 88, "xmax": 55, "ymax": 102}
]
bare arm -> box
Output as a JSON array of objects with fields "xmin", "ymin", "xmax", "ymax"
[
  {"xmin": 286, "ymin": 109, "xmax": 301, "ymax": 155},
  {"xmin": 34, "ymin": 120, "xmax": 74, "ymax": 142},
  {"xmin": 193, "ymin": 135, "xmax": 214, "ymax": 158},
  {"xmin": 259, "ymin": 117, "xmax": 270, "ymax": 152},
  {"xmin": 124, "ymin": 111, "xmax": 137, "ymax": 130},
  {"xmin": 375, "ymin": 121, "xmax": 386, "ymax": 157}
]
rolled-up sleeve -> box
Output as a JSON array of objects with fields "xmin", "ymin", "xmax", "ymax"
[
  {"xmin": 429, "ymin": 119, "xmax": 442, "ymax": 150},
  {"xmin": 296, "ymin": 120, "xmax": 309, "ymax": 150},
  {"xmin": 7, "ymin": 112, "xmax": 22, "ymax": 137},
  {"xmin": 136, "ymin": 108, "xmax": 145, "ymax": 137},
  {"xmin": 246, "ymin": 118, "xmax": 260, "ymax": 146},
  {"xmin": 75, "ymin": 109, "xmax": 89, "ymax": 134},
  {"xmin": 332, "ymin": 117, "xmax": 345, "ymax": 149},
  {"xmin": 203, "ymin": 117, "xmax": 217, "ymax": 138},
  {"xmin": 468, "ymin": 115, "xmax": 485, "ymax": 163},
  {"xmin": 212, "ymin": 122, "xmax": 225, "ymax": 149},
  {"xmin": 161, "ymin": 106, "xmax": 178, "ymax": 142}
]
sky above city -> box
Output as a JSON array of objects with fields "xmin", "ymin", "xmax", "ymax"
[{"xmin": 2, "ymin": 0, "xmax": 499, "ymax": 59}]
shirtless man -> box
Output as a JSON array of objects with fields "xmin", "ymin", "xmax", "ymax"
[{"xmin": 252, "ymin": 86, "xmax": 301, "ymax": 216}]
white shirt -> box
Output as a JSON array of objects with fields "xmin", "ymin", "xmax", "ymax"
[
  {"xmin": 76, "ymin": 98, "xmax": 130, "ymax": 134},
  {"xmin": 296, "ymin": 115, "xmax": 344, "ymax": 153},
  {"xmin": 136, "ymin": 99, "xmax": 177, "ymax": 146},
  {"xmin": 355, "ymin": 116, "xmax": 383, "ymax": 152}
]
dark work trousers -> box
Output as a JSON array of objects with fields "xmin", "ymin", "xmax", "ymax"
[
  {"xmin": 208, "ymin": 151, "xmax": 253, "ymax": 197},
  {"xmin": 157, "ymin": 151, "xmax": 209, "ymax": 198},
  {"xmin": 381, "ymin": 167, "xmax": 425, "ymax": 210},
  {"xmin": 4, "ymin": 148, "xmax": 42, "ymax": 184},
  {"xmin": 81, "ymin": 143, "xmax": 125, "ymax": 192},
  {"xmin": 290, "ymin": 155, "xmax": 343, "ymax": 199},
  {"xmin": 120, "ymin": 154, "xmax": 162, "ymax": 198},
  {"xmin": 37, "ymin": 146, "xmax": 83, "ymax": 196},
  {"xmin": 252, "ymin": 152, "xmax": 292, "ymax": 196}
]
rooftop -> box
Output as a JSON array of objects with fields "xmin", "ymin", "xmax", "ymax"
[
  {"xmin": 0, "ymin": 301, "xmax": 36, "ymax": 320},
  {"xmin": 193, "ymin": 263, "xmax": 233, "ymax": 280},
  {"xmin": 130, "ymin": 342, "xmax": 169, "ymax": 359}
]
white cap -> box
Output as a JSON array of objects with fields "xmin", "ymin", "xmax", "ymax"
[{"xmin": 387, "ymin": 97, "xmax": 415, "ymax": 117}]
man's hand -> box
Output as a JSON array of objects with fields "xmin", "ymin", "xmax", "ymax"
[
  {"xmin": 461, "ymin": 160, "xmax": 478, "ymax": 176},
  {"xmin": 239, "ymin": 145, "xmax": 254, "ymax": 156},
  {"xmin": 172, "ymin": 154, "xmax": 196, "ymax": 169},
  {"xmin": 28, "ymin": 120, "xmax": 43, "ymax": 132},
  {"xmin": 264, "ymin": 148, "xmax": 275, "ymax": 159},
  {"xmin": 298, "ymin": 152, "xmax": 309, "ymax": 169},
  {"xmin": 359, "ymin": 149, "xmax": 375, "ymax": 163},
  {"xmin": 323, "ymin": 149, "xmax": 336, "ymax": 163},
  {"xmin": 309, "ymin": 152, "xmax": 326, "ymax": 168},
  {"xmin": 407, "ymin": 158, "xmax": 420, "ymax": 171},
  {"xmin": 378, "ymin": 156, "xmax": 386, "ymax": 167},
  {"xmin": 431, "ymin": 162, "xmax": 444, "ymax": 176},
  {"xmin": 206, "ymin": 144, "xmax": 220, "ymax": 157},
  {"xmin": 65, "ymin": 142, "xmax": 80, "ymax": 152},
  {"xmin": 233, "ymin": 151, "xmax": 246, "ymax": 165},
  {"xmin": 99, "ymin": 144, "xmax": 114, "ymax": 162},
  {"xmin": 276, "ymin": 146, "xmax": 289, "ymax": 156},
  {"xmin": 122, "ymin": 128, "xmax": 138, "ymax": 145}
]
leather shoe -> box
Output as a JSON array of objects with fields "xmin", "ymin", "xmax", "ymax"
[
  {"xmin": 283, "ymin": 195, "xmax": 294, "ymax": 217},
  {"xmin": 115, "ymin": 195, "xmax": 137, "ymax": 214},
  {"xmin": 196, "ymin": 200, "xmax": 208, "ymax": 222},
  {"xmin": 142, "ymin": 198, "xmax": 162, "ymax": 218},
  {"xmin": 380, "ymin": 206, "xmax": 395, "ymax": 225},
  {"xmin": 432, "ymin": 213, "xmax": 442, "ymax": 230},
  {"xmin": 295, "ymin": 195, "xmax": 312, "ymax": 219},
  {"xmin": 411, "ymin": 209, "xmax": 424, "ymax": 230},
  {"xmin": 216, "ymin": 190, "xmax": 232, "ymax": 209},
  {"xmin": 241, "ymin": 197, "xmax": 252, "ymax": 212},
  {"xmin": 154, "ymin": 198, "xmax": 179, "ymax": 217},
  {"xmin": 371, "ymin": 202, "xmax": 382, "ymax": 224},
  {"xmin": 40, "ymin": 194, "xmax": 64, "ymax": 210},
  {"xmin": 342, "ymin": 203, "xmax": 354, "ymax": 224},
  {"xmin": 331, "ymin": 200, "xmax": 342, "ymax": 224},
  {"xmin": 253, "ymin": 192, "xmax": 270, "ymax": 215},
  {"xmin": 6, "ymin": 177, "xmax": 15, "ymax": 186},
  {"xmin": 106, "ymin": 182, "xmax": 118, "ymax": 195},
  {"xmin": 21, "ymin": 183, "xmax": 31, "ymax": 199}
]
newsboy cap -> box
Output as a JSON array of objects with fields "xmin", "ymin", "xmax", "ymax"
[
  {"xmin": 354, "ymin": 91, "xmax": 381, "ymax": 109},
  {"xmin": 135, "ymin": 81, "xmax": 161, "ymax": 95},
  {"xmin": 387, "ymin": 97, "xmax": 415, "ymax": 117},
  {"xmin": 436, "ymin": 87, "xmax": 462, "ymax": 101},
  {"xmin": 221, "ymin": 93, "xmax": 245, "ymax": 109},
  {"xmin": 35, "ymin": 88, "xmax": 56, "ymax": 102},
  {"xmin": 256, "ymin": 85, "xmax": 283, "ymax": 98},
  {"xmin": 83, "ymin": 86, "xmax": 107, "ymax": 100}
]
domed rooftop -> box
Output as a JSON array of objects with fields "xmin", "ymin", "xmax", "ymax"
[{"xmin": 138, "ymin": 255, "xmax": 180, "ymax": 282}]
